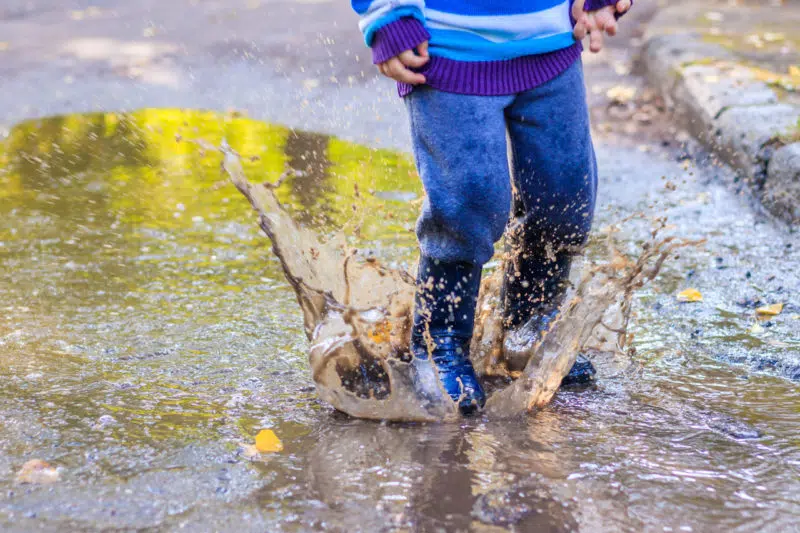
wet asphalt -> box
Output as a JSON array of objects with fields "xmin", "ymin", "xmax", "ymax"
[
  {"xmin": 1, "ymin": 0, "xmax": 797, "ymax": 378},
  {"xmin": 2, "ymin": 2, "xmax": 800, "ymax": 532}
]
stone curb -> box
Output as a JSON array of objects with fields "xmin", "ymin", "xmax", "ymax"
[{"xmin": 640, "ymin": 33, "xmax": 800, "ymax": 225}]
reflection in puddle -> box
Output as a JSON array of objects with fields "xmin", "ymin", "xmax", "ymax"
[{"xmin": 1, "ymin": 110, "xmax": 798, "ymax": 531}]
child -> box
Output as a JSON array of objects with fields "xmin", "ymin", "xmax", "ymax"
[{"xmin": 351, "ymin": 0, "xmax": 632, "ymax": 413}]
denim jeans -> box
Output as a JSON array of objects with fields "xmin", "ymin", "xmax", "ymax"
[{"xmin": 404, "ymin": 60, "xmax": 598, "ymax": 267}]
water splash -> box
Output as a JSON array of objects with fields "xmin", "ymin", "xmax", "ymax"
[{"xmin": 223, "ymin": 143, "xmax": 700, "ymax": 421}]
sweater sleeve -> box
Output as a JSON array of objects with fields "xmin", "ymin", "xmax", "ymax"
[
  {"xmin": 370, "ymin": 17, "xmax": 430, "ymax": 64},
  {"xmin": 583, "ymin": 0, "xmax": 633, "ymax": 19},
  {"xmin": 351, "ymin": 0, "xmax": 426, "ymax": 47}
]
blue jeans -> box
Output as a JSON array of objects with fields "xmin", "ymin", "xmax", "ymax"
[{"xmin": 404, "ymin": 60, "xmax": 598, "ymax": 266}]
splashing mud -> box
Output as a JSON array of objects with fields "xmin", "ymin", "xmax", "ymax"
[
  {"xmin": 3, "ymin": 110, "xmax": 799, "ymax": 531},
  {"xmin": 223, "ymin": 145, "xmax": 700, "ymax": 421}
]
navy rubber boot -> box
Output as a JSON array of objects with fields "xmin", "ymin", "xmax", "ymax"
[
  {"xmin": 502, "ymin": 233, "xmax": 596, "ymax": 384},
  {"xmin": 411, "ymin": 256, "xmax": 485, "ymax": 415},
  {"xmin": 560, "ymin": 354, "xmax": 596, "ymax": 387}
]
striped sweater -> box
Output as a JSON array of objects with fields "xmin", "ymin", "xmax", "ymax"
[{"xmin": 351, "ymin": 0, "xmax": 626, "ymax": 96}]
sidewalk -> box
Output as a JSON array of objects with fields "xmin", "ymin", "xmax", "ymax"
[{"xmin": 641, "ymin": 0, "xmax": 800, "ymax": 225}]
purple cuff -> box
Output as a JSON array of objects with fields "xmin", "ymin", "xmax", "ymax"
[
  {"xmin": 371, "ymin": 17, "xmax": 431, "ymax": 64},
  {"xmin": 583, "ymin": 0, "xmax": 632, "ymax": 19}
]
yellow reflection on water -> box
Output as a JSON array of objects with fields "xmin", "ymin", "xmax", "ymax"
[{"xmin": 0, "ymin": 108, "xmax": 422, "ymax": 449}]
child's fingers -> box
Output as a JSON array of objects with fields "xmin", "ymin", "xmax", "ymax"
[
  {"xmin": 417, "ymin": 40, "xmax": 429, "ymax": 58},
  {"xmin": 571, "ymin": 0, "xmax": 586, "ymax": 21},
  {"xmin": 573, "ymin": 21, "xmax": 587, "ymax": 40},
  {"xmin": 399, "ymin": 49, "xmax": 429, "ymax": 68},
  {"xmin": 383, "ymin": 58, "xmax": 426, "ymax": 84},
  {"xmin": 588, "ymin": 24, "xmax": 604, "ymax": 52},
  {"xmin": 616, "ymin": 0, "xmax": 631, "ymax": 13},
  {"xmin": 595, "ymin": 9, "xmax": 617, "ymax": 35},
  {"xmin": 573, "ymin": 16, "xmax": 588, "ymax": 40}
]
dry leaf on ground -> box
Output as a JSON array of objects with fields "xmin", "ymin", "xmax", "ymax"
[
  {"xmin": 606, "ymin": 85, "xmax": 637, "ymax": 104},
  {"xmin": 677, "ymin": 288, "xmax": 703, "ymax": 303},
  {"xmin": 15, "ymin": 460, "xmax": 60, "ymax": 484},
  {"xmin": 756, "ymin": 303, "xmax": 784, "ymax": 317},
  {"xmin": 255, "ymin": 429, "xmax": 283, "ymax": 453}
]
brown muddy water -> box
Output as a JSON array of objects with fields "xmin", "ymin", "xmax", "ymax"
[{"xmin": 1, "ymin": 109, "xmax": 799, "ymax": 532}]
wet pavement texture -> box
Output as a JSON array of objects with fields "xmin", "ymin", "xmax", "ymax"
[
  {"xmin": 1, "ymin": 1, "xmax": 799, "ymax": 532},
  {"xmin": 648, "ymin": 0, "xmax": 800, "ymax": 78}
]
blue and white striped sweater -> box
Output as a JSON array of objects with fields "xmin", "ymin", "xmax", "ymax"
[
  {"xmin": 351, "ymin": 0, "xmax": 626, "ymax": 96},
  {"xmin": 352, "ymin": 0, "xmax": 576, "ymax": 62}
]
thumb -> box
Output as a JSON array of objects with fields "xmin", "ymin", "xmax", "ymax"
[{"xmin": 417, "ymin": 40, "xmax": 429, "ymax": 58}]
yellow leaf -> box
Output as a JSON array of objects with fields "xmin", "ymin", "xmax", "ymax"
[
  {"xmin": 789, "ymin": 65, "xmax": 800, "ymax": 78},
  {"xmin": 15, "ymin": 460, "xmax": 60, "ymax": 484},
  {"xmin": 677, "ymin": 288, "xmax": 703, "ymax": 303},
  {"xmin": 606, "ymin": 85, "xmax": 637, "ymax": 104},
  {"xmin": 756, "ymin": 303, "xmax": 783, "ymax": 317},
  {"xmin": 255, "ymin": 429, "xmax": 283, "ymax": 453},
  {"xmin": 367, "ymin": 319, "xmax": 391, "ymax": 344}
]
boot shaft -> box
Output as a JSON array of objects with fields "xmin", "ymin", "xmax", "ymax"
[
  {"xmin": 413, "ymin": 256, "xmax": 482, "ymax": 340},
  {"xmin": 502, "ymin": 245, "xmax": 573, "ymax": 329}
]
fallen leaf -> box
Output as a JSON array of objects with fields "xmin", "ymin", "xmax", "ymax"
[
  {"xmin": 677, "ymin": 288, "xmax": 703, "ymax": 303},
  {"xmin": 15, "ymin": 460, "xmax": 60, "ymax": 484},
  {"xmin": 606, "ymin": 85, "xmax": 637, "ymax": 104},
  {"xmin": 749, "ymin": 323, "xmax": 764, "ymax": 334},
  {"xmin": 789, "ymin": 65, "xmax": 800, "ymax": 78},
  {"xmin": 255, "ymin": 429, "xmax": 283, "ymax": 453},
  {"xmin": 756, "ymin": 303, "xmax": 783, "ymax": 317},
  {"xmin": 367, "ymin": 320, "xmax": 392, "ymax": 344}
]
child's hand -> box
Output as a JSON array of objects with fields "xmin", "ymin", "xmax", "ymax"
[
  {"xmin": 377, "ymin": 41, "xmax": 429, "ymax": 85},
  {"xmin": 572, "ymin": 0, "xmax": 631, "ymax": 53}
]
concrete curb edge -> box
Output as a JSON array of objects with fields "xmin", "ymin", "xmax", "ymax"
[{"xmin": 640, "ymin": 33, "xmax": 800, "ymax": 225}]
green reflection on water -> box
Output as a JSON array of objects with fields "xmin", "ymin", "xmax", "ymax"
[{"xmin": 0, "ymin": 109, "xmax": 421, "ymax": 465}]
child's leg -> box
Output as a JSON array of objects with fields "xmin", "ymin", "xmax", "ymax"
[
  {"xmin": 503, "ymin": 61, "xmax": 598, "ymax": 328},
  {"xmin": 406, "ymin": 88, "xmax": 515, "ymax": 267},
  {"xmin": 405, "ymin": 88, "xmax": 514, "ymax": 413}
]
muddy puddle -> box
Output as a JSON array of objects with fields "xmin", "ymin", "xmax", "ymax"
[{"xmin": 1, "ymin": 109, "xmax": 798, "ymax": 531}]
